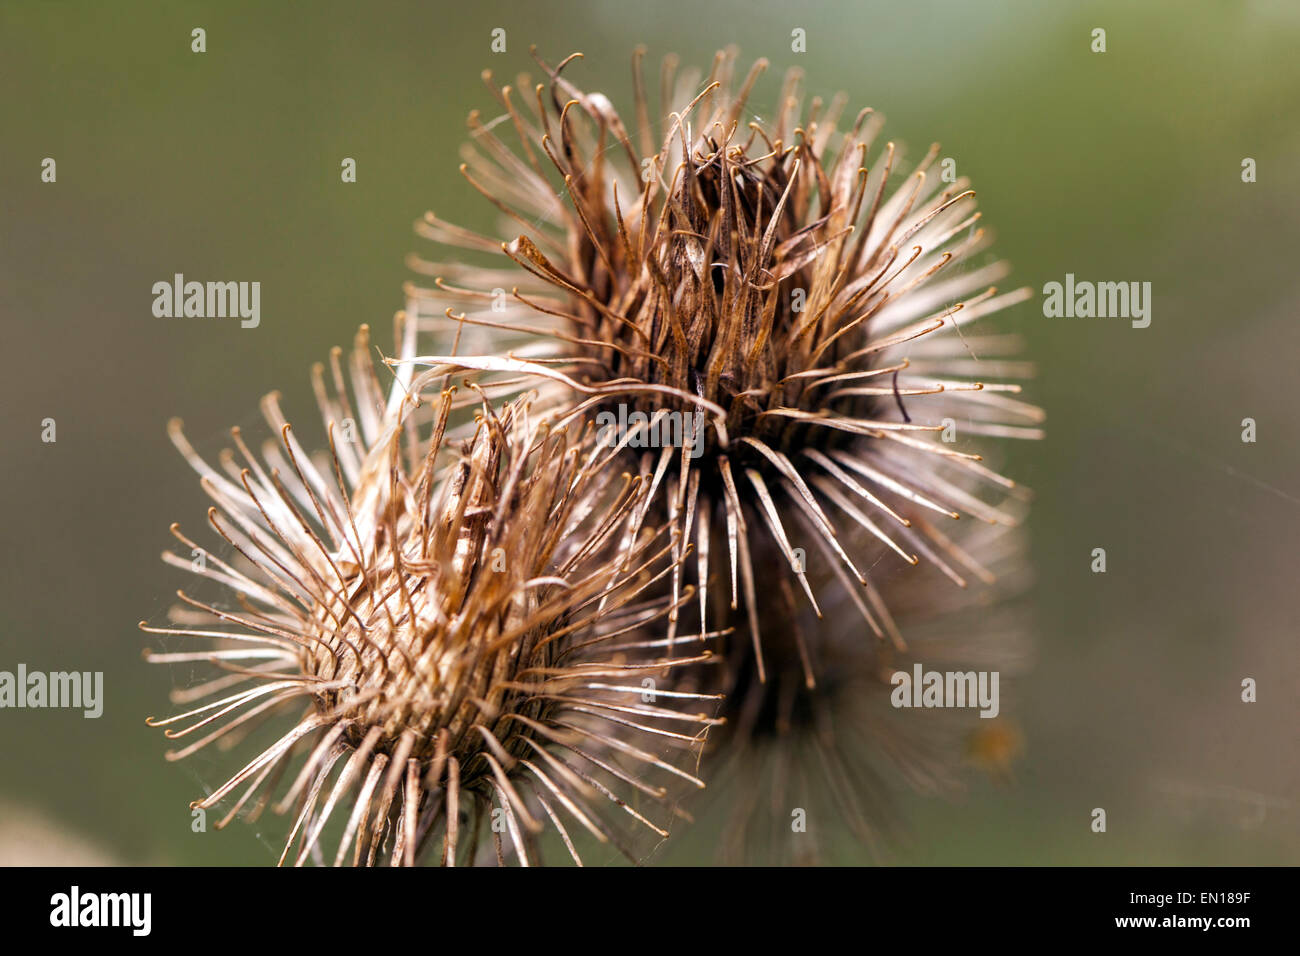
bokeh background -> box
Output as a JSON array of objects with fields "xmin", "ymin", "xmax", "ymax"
[{"xmin": 2, "ymin": 0, "xmax": 1297, "ymax": 865}]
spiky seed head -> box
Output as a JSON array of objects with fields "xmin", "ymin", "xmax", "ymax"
[
  {"xmin": 144, "ymin": 321, "xmax": 723, "ymax": 865},
  {"xmin": 408, "ymin": 48, "xmax": 1041, "ymax": 687}
]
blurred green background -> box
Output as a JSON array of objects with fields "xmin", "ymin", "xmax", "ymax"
[{"xmin": 2, "ymin": 0, "xmax": 1297, "ymax": 864}]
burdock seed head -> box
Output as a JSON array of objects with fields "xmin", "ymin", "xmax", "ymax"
[
  {"xmin": 695, "ymin": 493, "xmax": 1035, "ymax": 864},
  {"xmin": 407, "ymin": 47, "xmax": 1042, "ymax": 684},
  {"xmin": 143, "ymin": 318, "xmax": 722, "ymax": 865}
]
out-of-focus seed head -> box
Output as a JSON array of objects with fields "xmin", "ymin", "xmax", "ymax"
[{"xmin": 693, "ymin": 495, "xmax": 1034, "ymax": 864}]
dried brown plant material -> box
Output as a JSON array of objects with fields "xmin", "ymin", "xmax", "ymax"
[
  {"xmin": 406, "ymin": 47, "xmax": 1041, "ymax": 687},
  {"xmin": 143, "ymin": 319, "xmax": 723, "ymax": 865},
  {"xmin": 691, "ymin": 499, "xmax": 1034, "ymax": 864}
]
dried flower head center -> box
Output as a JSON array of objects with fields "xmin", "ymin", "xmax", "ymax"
[
  {"xmin": 299, "ymin": 505, "xmax": 559, "ymax": 768},
  {"xmin": 499, "ymin": 112, "xmax": 913, "ymax": 484}
]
